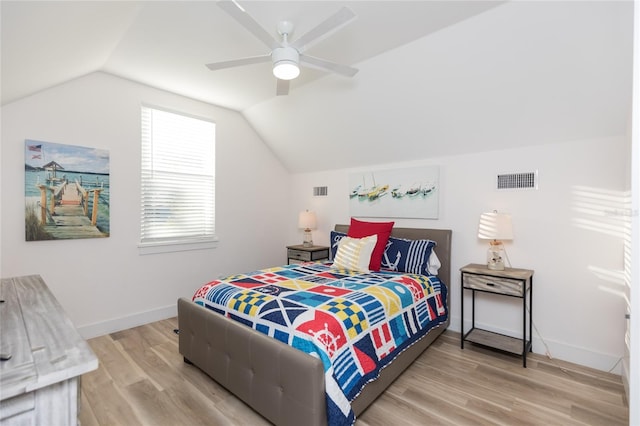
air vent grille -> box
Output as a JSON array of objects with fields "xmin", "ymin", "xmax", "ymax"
[
  {"xmin": 313, "ymin": 186, "xmax": 328, "ymax": 196},
  {"xmin": 497, "ymin": 171, "xmax": 537, "ymax": 190}
]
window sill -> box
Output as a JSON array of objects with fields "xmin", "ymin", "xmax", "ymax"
[{"xmin": 138, "ymin": 237, "xmax": 218, "ymax": 255}]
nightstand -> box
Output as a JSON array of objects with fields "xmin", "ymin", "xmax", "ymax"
[
  {"xmin": 286, "ymin": 245, "xmax": 330, "ymax": 264},
  {"xmin": 460, "ymin": 263, "xmax": 534, "ymax": 367}
]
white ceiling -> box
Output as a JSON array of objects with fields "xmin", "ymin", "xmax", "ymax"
[
  {"xmin": 1, "ymin": 1, "xmax": 501, "ymax": 109},
  {"xmin": 1, "ymin": 1, "xmax": 634, "ymax": 173}
]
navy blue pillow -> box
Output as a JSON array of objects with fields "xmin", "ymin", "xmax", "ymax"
[
  {"xmin": 329, "ymin": 231, "xmax": 347, "ymax": 260},
  {"xmin": 381, "ymin": 236, "xmax": 437, "ymax": 276}
]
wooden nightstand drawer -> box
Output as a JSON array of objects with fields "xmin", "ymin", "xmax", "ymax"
[
  {"xmin": 288, "ymin": 248, "xmax": 312, "ymax": 262},
  {"xmin": 462, "ymin": 273, "xmax": 523, "ymax": 297},
  {"xmin": 286, "ymin": 245, "xmax": 330, "ymax": 264}
]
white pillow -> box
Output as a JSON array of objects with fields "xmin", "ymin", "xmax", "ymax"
[
  {"xmin": 427, "ymin": 250, "xmax": 442, "ymax": 275},
  {"xmin": 332, "ymin": 234, "xmax": 378, "ymax": 273}
]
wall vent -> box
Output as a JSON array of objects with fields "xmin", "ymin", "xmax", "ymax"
[
  {"xmin": 497, "ymin": 171, "xmax": 538, "ymax": 190},
  {"xmin": 313, "ymin": 186, "xmax": 328, "ymax": 196}
]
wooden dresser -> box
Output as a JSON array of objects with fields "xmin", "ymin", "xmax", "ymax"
[{"xmin": 0, "ymin": 275, "xmax": 98, "ymax": 424}]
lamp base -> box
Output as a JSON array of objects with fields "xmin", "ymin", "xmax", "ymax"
[
  {"xmin": 302, "ymin": 229, "xmax": 313, "ymax": 247},
  {"xmin": 487, "ymin": 241, "xmax": 506, "ymax": 271},
  {"xmin": 487, "ymin": 259, "xmax": 505, "ymax": 271}
]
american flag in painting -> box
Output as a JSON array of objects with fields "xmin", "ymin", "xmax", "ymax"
[{"xmin": 193, "ymin": 262, "xmax": 448, "ymax": 426}]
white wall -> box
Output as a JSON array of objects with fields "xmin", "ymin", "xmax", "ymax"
[
  {"xmin": 0, "ymin": 72, "xmax": 291, "ymax": 337},
  {"xmin": 628, "ymin": 0, "xmax": 639, "ymax": 422},
  {"xmin": 290, "ymin": 136, "xmax": 628, "ymax": 372}
]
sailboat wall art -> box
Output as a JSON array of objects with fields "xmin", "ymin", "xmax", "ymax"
[
  {"xmin": 349, "ymin": 166, "xmax": 439, "ymax": 219},
  {"xmin": 24, "ymin": 139, "xmax": 110, "ymax": 241}
]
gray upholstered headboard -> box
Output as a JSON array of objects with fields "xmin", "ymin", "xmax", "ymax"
[{"xmin": 334, "ymin": 224, "xmax": 452, "ymax": 288}]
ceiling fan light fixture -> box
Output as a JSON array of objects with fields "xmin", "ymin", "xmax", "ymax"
[
  {"xmin": 272, "ymin": 47, "xmax": 300, "ymax": 80},
  {"xmin": 273, "ymin": 61, "xmax": 300, "ymax": 80}
]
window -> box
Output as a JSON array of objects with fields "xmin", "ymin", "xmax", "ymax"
[{"xmin": 140, "ymin": 106, "xmax": 216, "ymax": 253}]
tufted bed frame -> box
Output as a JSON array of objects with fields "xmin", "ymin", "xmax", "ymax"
[{"xmin": 177, "ymin": 225, "xmax": 452, "ymax": 425}]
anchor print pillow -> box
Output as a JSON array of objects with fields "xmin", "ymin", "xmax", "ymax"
[
  {"xmin": 381, "ymin": 237, "xmax": 439, "ymax": 276},
  {"xmin": 329, "ymin": 231, "xmax": 347, "ymax": 260}
]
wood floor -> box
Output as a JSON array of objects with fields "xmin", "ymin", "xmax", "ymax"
[{"xmin": 79, "ymin": 318, "xmax": 628, "ymax": 426}]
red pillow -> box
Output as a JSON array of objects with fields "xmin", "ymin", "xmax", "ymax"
[{"xmin": 347, "ymin": 218, "xmax": 394, "ymax": 271}]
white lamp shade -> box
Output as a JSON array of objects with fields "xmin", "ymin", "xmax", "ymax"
[
  {"xmin": 298, "ymin": 211, "xmax": 317, "ymax": 230},
  {"xmin": 478, "ymin": 212, "xmax": 513, "ymax": 240}
]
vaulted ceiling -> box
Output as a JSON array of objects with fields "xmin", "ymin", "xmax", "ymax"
[{"xmin": 1, "ymin": 1, "xmax": 634, "ymax": 173}]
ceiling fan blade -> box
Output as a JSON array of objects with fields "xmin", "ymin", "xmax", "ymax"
[
  {"xmin": 206, "ymin": 54, "xmax": 271, "ymax": 71},
  {"xmin": 300, "ymin": 55, "xmax": 359, "ymax": 78},
  {"xmin": 291, "ymin": 7, "xmax": 356, "ymax": 53},
  {"xmin": 218, "ymin": 0, "xmax": 281, "ymax": 50},
  {"xmin": 276, "ymin": 79, "xmax": 290, "ymax": 96}
]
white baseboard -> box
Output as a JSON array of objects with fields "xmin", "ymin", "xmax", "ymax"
[
  {"xmin": 77, "ymin": 304, "xmax": 177, "ymax": 339},
  {"xmin": 449, "ymin": 317, "xmax": 622, "ymax": 374}
]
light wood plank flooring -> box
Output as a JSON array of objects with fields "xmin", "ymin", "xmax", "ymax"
[{"xmin": 79, "ymin": 318, "xmax": 628, "ymax": 425}]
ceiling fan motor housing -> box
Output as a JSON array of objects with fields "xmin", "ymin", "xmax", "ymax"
[{"xmin": 272, "ymin": 47, "xmax": 300, "ymax": 80}]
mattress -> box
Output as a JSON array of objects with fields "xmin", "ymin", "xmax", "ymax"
[{"xmin": 192, "ymin": 261, "xmax": 448, "ymax": 426}]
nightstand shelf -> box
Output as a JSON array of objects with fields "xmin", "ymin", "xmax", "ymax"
[
  {"xmin": 460, "ymin": 263, "xmax": 534, "ymax": 367},
  {"xmin": 287, "ymin": 245, "xmax": 329, "ymax": 264},
  {"xmin": 463, "ymin": 328, "xmax": 525, "ymax": 355}
]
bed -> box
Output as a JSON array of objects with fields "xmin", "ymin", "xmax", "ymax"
[{"xmin": 178, "ymin": 224, "xmax": 452, "ymax": 426}]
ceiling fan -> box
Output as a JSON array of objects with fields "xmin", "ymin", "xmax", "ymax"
[{"xmin": 206, "ymin": 0, "xmax": 359, "ymax": 96}]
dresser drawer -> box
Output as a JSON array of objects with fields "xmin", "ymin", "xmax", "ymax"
[
  {"xmin": 462, "ymin": 273, "xmax": 524, "ymax": 296},
  {"xmin": 287, "ymin": 249, "xmax": 312, "ymax": 262}
]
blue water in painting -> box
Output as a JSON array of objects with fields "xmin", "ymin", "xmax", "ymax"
[{"xmin": 25, "ymin": 170, "xmax": 110, "ymax": 235}]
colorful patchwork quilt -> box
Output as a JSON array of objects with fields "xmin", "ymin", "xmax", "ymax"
[{"xmin": 192, "ymin": 262, "xmax": 448, "ymax": 426}]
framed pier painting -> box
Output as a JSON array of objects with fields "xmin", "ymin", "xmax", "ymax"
[
  {"xmin": 349, "ymin": 165, "xmax": 439, "ymax": 219},
  {"xmin": 24, "ymin": 139, "xmax": 110, "ymax": 241}
]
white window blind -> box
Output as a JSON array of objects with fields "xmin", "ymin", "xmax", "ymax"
[{"xmin": 140, "ymin": 106, "xmax": 215, "ymax": 249}]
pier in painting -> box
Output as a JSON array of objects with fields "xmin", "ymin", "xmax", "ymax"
[{"xmin": 35, "ymin": 177, "xmax": 107, "ymax": 239}]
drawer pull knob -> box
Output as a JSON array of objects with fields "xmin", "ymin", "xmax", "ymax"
[{"xmin": 486, "ymin": 282, "xmax": 496, "ymax": 287}]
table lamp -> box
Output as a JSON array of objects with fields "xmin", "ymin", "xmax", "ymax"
[
  {"xmin": 298, "ymin": 210, "xmax": 317, "ymax": 247},
  {"xmin": 478, "ymin": 211, "xmax": 513, "ymax": 270}
]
